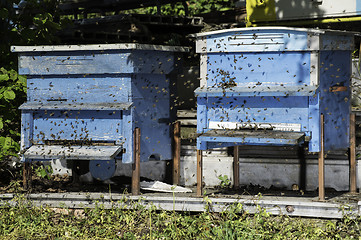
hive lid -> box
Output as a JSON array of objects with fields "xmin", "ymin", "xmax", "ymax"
[
  {"xmin": 11, "ymin": 43, "xmax": 189, "ymax": 53},
  {"xmin": 191, "ymin": 26, "xmax": 358, "ymax": 38},
  {"xmin": 24, "ymin": 145, "xmax": 122, "ymax": 160}
]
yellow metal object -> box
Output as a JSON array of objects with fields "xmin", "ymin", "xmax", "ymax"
[{"xmin": 246, "ymin": 0, "xmax": 276, "ymax": 26}]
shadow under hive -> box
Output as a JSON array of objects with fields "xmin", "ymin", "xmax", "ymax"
[
  {"xmin": 194, "ymin": 27, "xmax": 355, "ymax": 152},
  {"xmin": 13, "ymin": 43, "xmax": 187, "ymax": 180}
]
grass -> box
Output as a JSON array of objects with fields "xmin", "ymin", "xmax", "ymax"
[{"xmin": 0, "ymin": 195, "xmax": 360, "ymax": 239}]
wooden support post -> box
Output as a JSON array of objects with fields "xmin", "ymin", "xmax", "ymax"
[
  {"xmin": 298, "ymin": 144, "xmax": 306, "ymax": 191},
  {"xmin": 233, "ymin": 146, "xmax": 240, "ymax": 190},
  {"xmin": 197, "ymin": 150, "xmax": 203, "ymax": 197},
  {"xmin": 156, "ymin": 0, "xmax": 161, "ymax": 15},
  {"xmin": 182, "ymin": 0, "xmax": 189, "ymax": 16},
  {"xmin": 173, "ymin": 121, "xmax": 181, "ymax": 185},
  {"xmin": 22, "ymin": 162, "xmax": 32, "ymax": 190},
  {"xmin": 132, "ymin": 127, "xmax": 141, "ymax": 195},
  {"xmin": 350, "ymin": 113, "xmax": 357, "ymax": 193},
  {"xmin": 318, "ymin": 114, "xmax": 325, "ymax": 201},
  {"xmin": 72, "ymin": 160, "xmax": 80, "ymax": 185},
  {"xmin": 22, "ymin": 163, "xmax": 28, "ymax": 190}
]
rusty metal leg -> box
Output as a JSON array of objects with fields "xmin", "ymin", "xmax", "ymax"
[
  {"xmin": 318, "ymin": 114, "xmax": 325, "ymax": 201},
  {"xmin": 350, "ymin": 113, "xmax": 357, "ymax": 193},
  {"xmin": 233, "ymin": 146, "xmax": 239, "ymax": 190},
  {"xmin": 23, "ymin": 163, "xmax": 28, "ymax": 190},
  {"xmin": 173, "ymin": 121, "xmax": 181, "ymax": 185},
  {"xmin": 197, "ymin": 150, "xmax": 203, "ymax": 197},
  {"xmin": 28, "ymin": 162, "xmax": 32, "ymax": 190},
  {"xmin": 23, "ymin": 162, "xmax": 32, "ymax": 190},
  {"xmin": 298, "ymin": 144, "xmax": 306, "ymax": 191},
  {"xmin": 132, "ymin": 128, "xmax": 141, "ymax": 195}
]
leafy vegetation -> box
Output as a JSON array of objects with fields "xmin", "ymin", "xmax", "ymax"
[
  {"xmin": 0, "ymin": 0, "xmax": 233, "ymax": 164},
  {"xmin": 126, "ymin": 0, "xmax": 235, "ymax": 16},
  {"xmin": 0, "ymin": 0, "xmax": 70, "ymax": 163},
  {"xmin": 34, "ymin": 164, "xmax": 54, "ymax": 180},
  {"xmin": 0, "ymin": 196, "xmax": 360, "ymax": 239},
  {"xmin": 218, "ymin": 174, "xmax": 231, "ymax": 189},
  {"xmin": 0, "ymin": 68, "xmax": 26, "ymax": 161}
]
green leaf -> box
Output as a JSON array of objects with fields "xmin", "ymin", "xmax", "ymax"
[
  {"xmin": 0, "ymin": 8, "xmax": 8, "ymax": 19},
  {"xmin": 0, "ymin": 68, "xmax": 7, "ymax": 74},
  {"xmin": 18, "ymin": 75, "xmax": 27, "ymax": 84},
  {"xmin": 3, "ymin": 90, "xmax": 16, "ymax": 100},
  {"xmin": 0, "ymin": 137, "xmax": 13, "ymax": 150},
  {"xmin": 39, "ymin": 168, "xmax": 48, "ymax": 178},
  {"xmin": 9, "ymin": 70, "xmax": 18, "ymax": 80},
  {"xmin": 13, "ymin": 141, "xmax": 20, "ymax": 152},
  {"xmin": 0, "ymin": 118, "xmax": 3, "ymax": 130},
  {"xmin": 0, "ymin": 74, "xmax": 9, "ymax": 81}
]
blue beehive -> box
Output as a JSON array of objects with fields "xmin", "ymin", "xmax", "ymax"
[
  {"xmin": 12, "ymin": 43, "xmax": 187, "ymax": 180},
  {"xmin": 194, "ymin": 27, "xmax": 354, "ymax": 152}
]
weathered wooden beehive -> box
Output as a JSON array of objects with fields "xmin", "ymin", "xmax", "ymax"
[
  {"xmin": 194, "ymin": 27, "xmax": 354, "ymax": 152},
  {"xmin": 13, "ymin": 43, "xmax": 187, "ymax": 180}
]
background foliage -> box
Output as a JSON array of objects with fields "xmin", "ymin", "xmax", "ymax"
[
  {"xmin": 0, "ymin": 0, "xmax": 234, "ymax": 163},
  {"xmin": 126, "ymin": 0, "xmax": 235, "ymax": 16},
  {"xmin": 0, "ymin": 0, "xmax": 68, "ymax": 163}
]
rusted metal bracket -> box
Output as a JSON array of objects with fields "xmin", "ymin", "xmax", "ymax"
[
  {"xmin": 132, "ymin": 128, "xmax": 141, "ymax": 195},
  {"xmin": 196, "ymin": 150, "xmax": 203, "ymax": 197},
  {"xmin": 23, "ymin": 162, "xmax": 32, "ymax": 191},
  {"xmin": 350, "ymin": 113, "xmax": 357, "ymax": 193},
  {"xmin": 329, "ymin": 86, "xmax": 347, "ymax": 92},
  {"xmin": 318, "ymin": 114, "xmax": 325, "ymax": 201},
  {"xmin": 173, "ymin": 121, "xmax": 181, "ymax": 185},
  {"xmin": 233, "ymin": 146, "xmax": 240, "ymax": 190}
]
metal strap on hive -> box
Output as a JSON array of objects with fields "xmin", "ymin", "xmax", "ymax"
[
  {"xmin": 195, "ymin": 86, "xmax": 318, "ymax": 97},
  {"xmin": 24, "ymin": 145, "xmax": 122, "ymax": 160},
  {"xmin": 19, "ymin": 102, "xmax": 133, "ymax": 111}
]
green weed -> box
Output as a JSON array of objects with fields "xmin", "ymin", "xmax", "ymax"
[{"xmin": 0, "ymin": 196, "xmax": 360, "ymax": 239}]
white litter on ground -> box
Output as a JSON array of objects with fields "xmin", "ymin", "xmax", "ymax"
[{"xmin": 140, "ymin": 181, "xmax": 192, "ymax": 193}]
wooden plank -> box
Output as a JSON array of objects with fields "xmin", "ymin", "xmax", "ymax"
[
  {"xmin": 17, "ymin": 51, "xmax": 176, "ymax": 75},
  {"xmin": 24, "ymin": 145, "xmax": 122, "ymax": 160},
  {"xmin": 199, "ymin": 130, "xmax": 305, "ymax": 147},
  {"xmin": 173, "ymin": 121, "xmax": 181, "ymax": 185},
  {"xmin": 132, "ymin": 128, "xmax": 141, "ymax": 195},
  {"xmin": 196, "ymin": 150, "xmax": 203, "ymax": 197},
  {"xmin": 177, "ymin": 110, "xmax": 197, "ymax": 118},
  {"xmin": 26, "ymin": 76, "xmax": 131, "ymax": 103},
  {"xmin": 178, "ymin": 119, "xmax": 197, "ymax": 126},
  {"xmin": 195, "ymin": 86, "xmax": 318, "ymax": 97},
  {"xmin": 32, "ymin": 110, "xmax": 123, "ymax": 142},
  {"xmin": 202, "ymin": 129, "xmax": 305, "ymax": 140},
  {"xmin": 319, "ymin": 114, "xmax": 325, "ymax": 201},
  {"xmin": 350, "ymin": 113, "xmax": 357, "ymax": 193}
]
